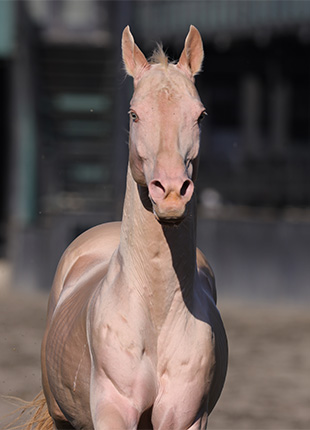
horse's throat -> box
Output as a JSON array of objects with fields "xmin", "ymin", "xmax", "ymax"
[{"xmin": 118, "ymin": 168, "xmax": 197, "ymax": 328}]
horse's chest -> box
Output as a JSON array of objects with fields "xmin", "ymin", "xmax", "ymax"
[
  {"xmin": 150, "ymin": 319, "xmax": 215, "ymax": 427},
  {"xmin": 156, "ymin": 316, "xmax": 214, "ymax": 388},
  {"xmin": 88, "ymin": 296, "xmax": 215, "ymax": 427}
]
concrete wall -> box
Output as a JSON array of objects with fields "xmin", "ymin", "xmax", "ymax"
[
  {"xmin": 197, "ymin": 218, "xmax": 310, "ymax": 303},
  {"xmin": 11, "ymin": 216, "xmax": 310, "ymax": 303}
]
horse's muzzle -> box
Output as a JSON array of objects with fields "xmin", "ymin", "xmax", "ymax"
[{"xmin": 147, "ymin": 173, "xmax": 194, "ymax": 224}]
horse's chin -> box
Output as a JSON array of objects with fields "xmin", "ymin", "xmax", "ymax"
[
  {"xmin": 157, "ymin": 217, "xmax": 185, "ymax": 227},
  {"xmin": 153, "ymin": 208, "xmax": 187, "ymax": 226}
]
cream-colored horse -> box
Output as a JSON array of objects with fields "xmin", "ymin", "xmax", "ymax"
[{"xmin": 40, "ymin": 25, "xmax": 228, "ymax": 430}]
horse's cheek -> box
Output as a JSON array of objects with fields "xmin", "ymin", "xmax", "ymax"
[{"xmin": 129, "ymin": 149, "xmax": 147, "ymax": 186}]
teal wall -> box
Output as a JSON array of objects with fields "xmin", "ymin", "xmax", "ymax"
[
  {"xmin": 0, "ymin": 1, "xmax": 15, "ymax": 58},
  {"xmin": 134, "ymin": 1, "xmax": 310, "ymax": 43}
]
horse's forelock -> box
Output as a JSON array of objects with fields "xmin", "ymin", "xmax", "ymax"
[{"xmin": 149, "ymin": 44, "xmax": 169, "ymax": 69}]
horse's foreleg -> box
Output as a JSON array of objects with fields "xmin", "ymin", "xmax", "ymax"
[
  {"xmin": 90, "ymin": 376, "xmax": 140, "ymax": 430},
  {"xmin": 188, "ymin": 414, "xmax": 208, "ymax": 430}
]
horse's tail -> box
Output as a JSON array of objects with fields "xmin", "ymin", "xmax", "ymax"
[{"xmin": 2, "ymin": 391, "xmax": 54, "ymax": 430}]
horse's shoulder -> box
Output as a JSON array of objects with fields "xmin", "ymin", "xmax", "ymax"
[
  {"xmin": 65, "ymin": 221, "xmax": 122, "ymax": 257},
  {"xmin": 60, "ymin": 221, "xmax": 121, "ymax": 282},
  {"xmin": 60, "ymin": 222, "xmax": 121, "ymax": 265},
  {"xmin": 48, "ymin": 222, "xmax": 122, "ymax": 316}
]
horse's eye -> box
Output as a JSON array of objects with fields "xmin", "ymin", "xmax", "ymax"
[
  {"xmin": 129, "ymin": 111, "xmax": 139, "ymax": 122},
  {"xmin": 198, "ymin": 110, "xmax": 207, "ymax": 125}
]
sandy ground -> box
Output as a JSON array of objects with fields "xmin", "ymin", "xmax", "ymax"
[{"xmin": 0, "ymin": 283, "xmax": 310, "ymax": 429}]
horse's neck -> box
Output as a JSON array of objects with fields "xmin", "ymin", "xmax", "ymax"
[{"xmin": 117, "ymin": 168, "xmax": 197, "ymax": 327}]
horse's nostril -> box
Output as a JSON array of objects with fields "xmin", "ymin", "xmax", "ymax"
[
  {"xmin": 153, "ymin": 180, "xmax": 165, "ymax": 193},
  {"xmin": 180, "ymin": 180, "xmax": 191, "ymax": 197},
  {"xmin": 149, "ymin": 180, "xmax": 166, "ymax": 201}
]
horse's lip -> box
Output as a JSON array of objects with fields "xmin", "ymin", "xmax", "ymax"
[{"xmin": 149, "ymin": 194, "xmax": 188, "ymax": 225}]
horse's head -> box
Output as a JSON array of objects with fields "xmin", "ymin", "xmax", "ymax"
[{"xmin": 122, "ymin": 25, "xmax": 205, "ymax": 223}]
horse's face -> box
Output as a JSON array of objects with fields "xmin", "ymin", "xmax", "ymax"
[
  {"xmin": 128, "ymin": 66, "xmax": 205, "ymax": 222},
  {"xmin": 122, "ymin": 26, "xmax": 205, "ymax": 223}
]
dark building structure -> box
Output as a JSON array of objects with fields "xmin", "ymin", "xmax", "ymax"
[{"xmin": 0, "ymin": 0, "xmax": 310, "ymax": 292}]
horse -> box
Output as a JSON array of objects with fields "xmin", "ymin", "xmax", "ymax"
[{"xmin": 37, "ymin": 25, "xmax": 228, "ymax": 430}]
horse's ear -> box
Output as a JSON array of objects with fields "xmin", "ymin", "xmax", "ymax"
[
  {"xmin": 122, "ymin": 26, "xmax": 150, "ymax": 80},
  {"xmin": 177, "ymin": 25, "xmax": 204, "ymax": 79}
]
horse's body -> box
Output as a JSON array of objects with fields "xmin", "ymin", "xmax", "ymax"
[{"xmin": 41, "ymin": 26, "xmax": 228, "ymax": 430}]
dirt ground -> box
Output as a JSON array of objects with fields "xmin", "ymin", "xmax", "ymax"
[{"xmin": 0, "ymin": 286, "xmax": 310, "ymax": 429}]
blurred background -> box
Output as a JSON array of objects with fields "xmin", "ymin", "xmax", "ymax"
[
  {"xmin": 0, "ymin": 1, "xmax": 309, "ymax": 429},
  {"xmin": 0, "ymin": 0, "xmax": 310, "ymax": 298}
]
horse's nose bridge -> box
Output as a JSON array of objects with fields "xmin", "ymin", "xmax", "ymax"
[
  {"xmin": 155, "ymin": 150, "xmax": 185, "ymax": 179},
  {"xmin": 164, "ymin": 175, "xmax": 190, "ymax": 197}
]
